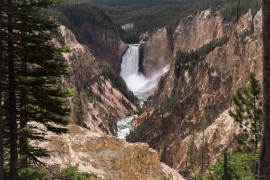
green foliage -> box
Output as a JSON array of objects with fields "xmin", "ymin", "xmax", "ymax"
[
  {"xmin": 101, "ymin": 0, "xmax": 259, "ymax": 43},
  {"xmin": 119, "ymin": 29, "xmax": 140, "ymax": 44},
  {"xmin": 48, "ymin": 3, "xmax": 118, "ymax": 34},
  {"xmin": 161, "ymin": 90, "xmax": 180, "ymax": 111},
  {"xmin": 187, "ymin": 131, "xmax": 198, "ymax": 171},
  {"xmin": 210, "ymin": 152, "xmax": 258, "ymax": 180},
  {"xmin": 48, "ymin": 0, "xmax": 260, "ymax": 44},
  {"xmin": 175, "ymin": 36, "xmax": 229, "ymax": 78},
  {"xmin": 62, "ymin": 45, "xmax": 72, "ymax": 53},
  {"xmin": 192, "ymin": 174, "xmax": 212, "ymax": 180},
  {"xmin": 58, "ymin": 166, "xmax": 88, "ymax": 180},
  {"xmin": 83, "ymin": 0, "xmax": 197, "ymax": 7},
  {"xmin": 0, "ymin": 0, "xmax": 72, "ymax": 177},
  {"xmin": 108, "ymin": 2, "xmax": 210, "ymax": 43},
  {"xmin": 229, "ymin": 73, "xmax": 262, "ymax": 152},
  {"xmin": 220, "ymin": 0, "xmax": 260, "ymax": 22},
  {"xmin": 18, "ymin": 167, "xmax": 50, "ymax": 180},
  {"xmin": 163, "ymin": 176, "xmax": 171, "ymax": 180},
  {"xmin": 186, "ymin": 130, "xmax": 208, "ymax": 174},
  {"xmin": 49, "ymin": 0, "xmax": 260, "ymax": 43},
  {"xmin": 17, "ymin": 166, "xmax": 88, "ymax": 180}
]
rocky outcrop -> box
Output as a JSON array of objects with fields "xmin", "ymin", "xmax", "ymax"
[
  {"xmin": 74, "ymin": 23, "xmax": 127, "ymax": 72},
  {"xmin": 121, "ymin": 23, "xmax": 134, "ymax": 30},
  {"xmin": 170, "ymin": 110, "xmax": 239, "ymax": 171},
  {"xmin": 236, "ymin": 10, "xmax": 253, "ymax": 33},
  {"xmin": 128, "ymin": 9, "xmax": 263, "ymax": 173},
  {"xmin": 142, "ymin": 28, "xmax": 173, "ymax": 77},
  {"xmin": 37, "ymin": 125, "xmax": 184, "ymax": 180},
  {"xmin": 173, "ymin": 9, "xmax": 226, "ymax": 52},
  {"xmin": 54, "ymin": 25, "xmax": 138, "ymax": 135},
  {"xmin": 254, "ymin": 9, "xmax": 262, "ymax": 32}
]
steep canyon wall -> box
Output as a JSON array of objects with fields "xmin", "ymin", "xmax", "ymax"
[
  {"xmin": 54, "ymin": 25, "xmax": 138, "ymax": 135},
  {"xmin": 128, "ymin": 9, "xmax": 263, "ymax": 173}
]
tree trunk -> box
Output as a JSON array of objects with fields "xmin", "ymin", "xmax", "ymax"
[
  {"xmin": 236, "ymin": 0, "xmax": 241, "ymax": 21},
  {"xmin": 223, "ymin": 150, "xmax": 230, "ymax": 180},
  {"xmin": 0, "ymin": 0, "xmax": 4, "ymax": 178},
  {"xmin": 259, "ymin": 0, "xmax": 270, "ymax": 179},
  {"xmin": 201, "ymin": 130, "xmax": 205, "ymax": 175},
  {"xmin": 19, "ymin": 57, "xmax": 27, "ymax": 168},
  {"xmin": 7, "ymin": 0, "xmax": 18, "ymax": 178}
]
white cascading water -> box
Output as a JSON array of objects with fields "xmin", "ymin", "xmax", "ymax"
[
  {"xmin": 120, "ymin": 44, "xmax": 149, "ymax": 93},
  {"xmin": 120, "ymin": 45, "xmax": 140, "ymax": 79},
  {"xmin": 117, "ymin": 44, "xmax": 169, "ymax": 139}
]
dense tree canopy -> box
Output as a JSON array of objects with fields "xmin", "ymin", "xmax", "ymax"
[
  {"xmin": 96, "ymin": 0, "xmax": 259, "ymax": 43},
  {"xmin": 47, "ymin": 0, "xmax": 260, "ymax": 44},
  {"xmin": 0, "ymin": 0, "xmax": 71, "ymax": 178},
  {"xmin": 259, "ymin": 0, "xmax": 270, "ymax": 179}
]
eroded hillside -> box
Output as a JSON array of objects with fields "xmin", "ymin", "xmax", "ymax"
[
  {"xmin": 128, "ymin": 9, "xmax": 262, "ymax": 174},
  {"xmin": 53, "ymin": 25, "xmax": 139, "ymax": 135}
]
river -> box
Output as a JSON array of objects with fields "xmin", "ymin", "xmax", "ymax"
[{"xmin": 117, "ymin": 44, "xmax": 168, "ymax": 139}]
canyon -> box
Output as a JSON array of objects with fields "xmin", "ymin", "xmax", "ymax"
[
  {"xmin": 42, "ymin": 4, "xmax": 263, "ymax": 179},
  {"xmin": 128, "ymin": 8, "xmax": 263, "ymax": 174},
  {"xmin": 46, "ymin": 23, "xmax": 184, "ymax": 179},
  {"xmin": 53, "ymin": 25, "xmax": 138, "ymax": 136}
]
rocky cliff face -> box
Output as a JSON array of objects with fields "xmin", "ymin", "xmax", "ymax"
[
  {"xmin": 173, "ymin": 9, "xmax": 227, "ymax": 52},
  {"xmin": 74, "ymin": 23, "xmax": 127, "ymax": 72},
  {"xmin": 46, "ymin": 25, "xmax": 185, "ymax": 179},
  {"xmin": 142, "ymin": 27, "xmax": 173, "ymax": 77},
  {"xmin": 36, "ymin": 125, "xmax": 184, "ymax": 180},
  {"xmin": 128, "ymin": 9, "xmax": 262, "ymax": 173},
  {"xmin": 54, "ymin": 25, "xmax": 138, "ymax": 135}
]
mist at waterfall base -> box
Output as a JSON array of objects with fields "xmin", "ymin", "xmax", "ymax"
[{"xmin": 117, "ymin": 44, "xmax": 169, "ymax": 139}]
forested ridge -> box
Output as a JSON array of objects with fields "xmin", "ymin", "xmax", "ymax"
[
  {"xmin": 47, "ymin": 3, "xmax": 119, "ymax": 35},
  {"xmin": 69, "ymin": 0, "xmax": 198, "ymax": 7},
  {"xmin": 46, "ymin": 0, "xmax": 260, "ymax": 44},
  {"xmin": 106, "ymin": 0, "xmax": 260, "ymax": 42}
]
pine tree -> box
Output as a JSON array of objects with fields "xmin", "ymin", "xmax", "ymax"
[
  {"xmin": 259, "ymin": 0, "xmax": 270, "ymax": 178},
  {"xmin": 229, "ymin": 73, "xmax": 262, "ymax": 152},
  {"xmin": 15, "ymin": 0, "xmax": 71, "ymax": 164},
  {"xmin": 7, "ymin": 0, "xmax": 18, "ymax": 178},
  {"xmin": 0, "ymin": 0, "xmax": 71, "ymax": 178},
  {"xmin": 0, "ymin": 0, "xmax": 4, "ymax": 178}
]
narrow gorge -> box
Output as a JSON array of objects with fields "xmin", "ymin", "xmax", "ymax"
[
  {"xmin": 118, "ymin": 43, "xmax": 170, "ymax": 139},
  {"xmin": 40, "ymin": 25, "xmax": 184, "ymax": 180},
  {"xmin": 12, "ymin": 0, "xmax": 263, "ymax": 179},
  {"xmin": 127, "ymin": 7, "xmax": 263, "ymax": 176}
]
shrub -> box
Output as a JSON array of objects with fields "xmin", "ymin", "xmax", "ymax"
[
  {"xmin": 210, "ymin": 152, "xmax": 258, "ymax": 180},
  {"xmin": 58, "ymin": 165, "xmax": 88, "ymax": 180},
  {"xmin": 18, "ymin": 167, "xmax": 50, "ymax": 180}
]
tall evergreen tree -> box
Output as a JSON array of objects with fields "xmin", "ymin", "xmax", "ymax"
[
  {"xmin": 229, "ymin": 73, "xmax": 262, "ymax": 152},
  {"xmin": 14, "ymin": 0, "xmax": 71, "ymax": 165},
  {"xmin": 0, "ymin": 0, "xmax": 4, "ymax": 178},
  {"xmin": 0, "ymin": 0, "xmax": 71, "ymax": 178},
  {"xmin": 259, "ymin": 0, "xmax": 270, "ymax": 179},
  {"xmin": 7, "ymin": 0, "xmax": 18, "ymax": 178},
  {"xmin": 229, "ymin": 73, "xmax": 261, "ymax": 177}
]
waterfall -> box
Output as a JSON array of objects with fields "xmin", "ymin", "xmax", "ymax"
[
  {"xmin": 120, "ymin": 44, "xmax": 140, "ymax": 78},
  {"xmin": 120, "ymin": 44, "xmax": 148, "ymax": 93},
  {"xmin": 120, "ymin": 44, "xmax": 169, "ymax": 96},
  {"xmin": 117, "ymin": 44, "xmax": 146, "ymax": 139},
  {"xmin": 117, "ymin": 44, "xmax": 169, "ymax": 139}
]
